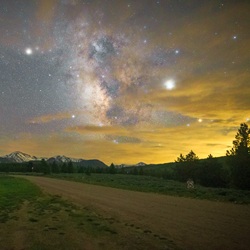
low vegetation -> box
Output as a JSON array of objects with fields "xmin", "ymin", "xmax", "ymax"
[{"xmin": 47, "ymin": 173, "xmax": 250, "ymax": 204}]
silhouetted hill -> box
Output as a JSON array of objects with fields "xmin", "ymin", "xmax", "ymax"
[
  {"xmin": 124, "ymin": 156, "xmax": 228, "ymax": 172},
  {"xmin": 77, "ymin": 159, "xmax": 108, "ymax": 169}
]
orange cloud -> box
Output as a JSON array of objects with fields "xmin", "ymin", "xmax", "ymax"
[
  {"xmin": 29, "ymin": 112, "xmax": 73, "ymax": 124},
  {"xmin": 1, "ymin": 120, "xmax": 242, "ymax": 165},
  {"xmin": 66, "ymin": 125, "xmax": 128, "ymax": 135}
]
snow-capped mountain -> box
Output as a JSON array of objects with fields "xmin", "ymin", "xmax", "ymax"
[
  {"xmin": 47, "ymin": 156, "xmax": 108, "ymax": 168},
  {"xmin": 135, "ymin": 162, "xmax": 146, "ymax": 167},
  {"xmin": 47, "ymin": 155, "xmax": 82, "ymax": 164},
  {"xmin": 0, "ymin": 151, "xmax": 107, "ymax": 168},
  {"xmin": 3, "ymin": 151, "xmax": 39, "ymax": 163},
  {"xmin": 0, "ymin": 152, "xmax": 82, "ymax": 163},
  {"xmin": 115, "ymin": 162, "xmax": 147, "ymax": 168}
]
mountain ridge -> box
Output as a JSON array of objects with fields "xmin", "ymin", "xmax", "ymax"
[{"xmin": 0, "ymin": 151, "xmax": 107, "ymax": 168}]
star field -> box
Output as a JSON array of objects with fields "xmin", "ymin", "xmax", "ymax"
[{"xmin": 0, "ymin": 0, "xmax": 249, "ymax": 164}]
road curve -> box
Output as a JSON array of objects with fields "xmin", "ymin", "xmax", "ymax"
[{"xmin": 18, "ymin": 175, "xmax": 250, "ymax": 250}]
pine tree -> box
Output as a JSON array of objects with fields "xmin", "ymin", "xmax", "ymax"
[
  {"xmin": 175, "ymin": 151, "xmax": 198, "ymax": 162},
  {"xmin": 139, "ymin": 167, "xmax": 144, "ymax": 175},
  {"xmin": 207, "ymin": 154, "xmax": 213, "ymax": 159},
  {"xmin": 175, "ymin": 153, "xmax": 186, "ymax": 162},
  {"xmin": 41, "ymin": 159, "xmax": 51, "ymax": 175},
  {"xmin": 185, "ymin": 150, "xmax": 199, "ymax": 161},
  {"xmin": 51, "ymin": 161, "xmax": 60, "ymax": 173},
  {"xmin": 67, "ymin": 161, "xmax": 74, "ymax": 173},
  {"xmin": 226, "ymin": 123, "xmax": 250, "ymax": 157},
  {"xmin": 226, "ymin": 123, "xmax": 250, "ymax": 189},
  {"xmin": 61, "ymin": 163, "xmax": 67, "ymax": 173},
  {"xmin": 109, "ymin": 163, "xmax": 116, "ymax": 174},
  {"xmin": 174, "ymin": 151, "xmax": 199, "ymax": 182}
]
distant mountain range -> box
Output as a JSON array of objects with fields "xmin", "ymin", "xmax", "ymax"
[
  {"xmin": 115, "ymin": 162, "xmax": 146, "ymax": 168},
  {"xmin": 0, "ymin": 151, "xmax": 108, "ymax": 168},
  {"xmin": 0, "ymin": 151, "xmax": 149, "ymax": 169}
]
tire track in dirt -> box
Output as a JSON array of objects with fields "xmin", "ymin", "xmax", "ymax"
[{"xmin": 19, "ymin": 175, "xmax": 250, "ymax": 250}]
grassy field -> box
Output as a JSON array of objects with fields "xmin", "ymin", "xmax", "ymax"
[
  {"xmin": 47, "ymin": 173, "xmax": 250, "ymax": 204},
  {"xmin": 0, "ymin": 175, "xmax": 41, "ymax": 223},
  {"xmin": 0, "ymin": 175, "xmax": 178, "ymax": 250}
]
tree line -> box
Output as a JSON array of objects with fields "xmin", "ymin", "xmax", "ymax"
[
  {"xmin": 0, "ymin": 159, "xmax": 113, "ymax": 175},
  {"xmin": 116, "ymin": 123, "xmax": 250, "ymax": 190},
  {"xmin": 173, "ymin": 123, "xmax": 250, "ymax": 189}
]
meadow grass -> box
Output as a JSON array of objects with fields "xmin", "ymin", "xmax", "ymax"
[
  {"xmin": 50, "ymin": 173, "xmax": 250, "ymax": 204},
  {"xmin": 0, "ymin": 175, "xmax": 41, "ymax": 223}
]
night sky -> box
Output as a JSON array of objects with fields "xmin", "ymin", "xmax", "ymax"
[{"xmin": 0, "ymin": 0, "xmax": 249, "ymax": 164}]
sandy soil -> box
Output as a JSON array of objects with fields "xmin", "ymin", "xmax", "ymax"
[{"xmin": 19, "ymin": 175, "xmax": 250, "ymax": 250}]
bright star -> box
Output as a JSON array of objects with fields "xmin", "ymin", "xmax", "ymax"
[
  {"xmin": 72, "ymin": 115, "xmax": 76, "ymax": 119},
  {"xmin": 25, "ymin": 48, "xmax": 33, "ymax": 55},
  {"xmin": 164, "ymin": 79, "xmax": 175, "ymax": 90},
  {"xmin": 198, "ymin": 118, "xmax": 203, "ymax": 123}
]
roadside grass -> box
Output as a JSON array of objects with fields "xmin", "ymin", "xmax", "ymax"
[
  {"xmin": 49, "ymin": 173, "xmax": 250, "ymax": 204},
  {"xmin": 0, "ymin": 175, "xmax": 178, "ymax": 250},
  {"xmin": 0, "ymin": 175, "xmax": 41, "ymax": 223}
]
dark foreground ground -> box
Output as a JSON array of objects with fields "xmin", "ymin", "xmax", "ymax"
[{"xmin": 17, "ymin": 176, "xmax": 250, "ymax": 250}]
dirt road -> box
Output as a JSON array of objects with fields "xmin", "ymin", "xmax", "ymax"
[{"xmin": 19, "ymin": 175, "xmax": 250, "ymax": 250}]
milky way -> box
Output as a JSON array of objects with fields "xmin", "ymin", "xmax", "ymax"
[{"xmin": 55, "ymin": 12, "xmax": 175, "ymax": 127}]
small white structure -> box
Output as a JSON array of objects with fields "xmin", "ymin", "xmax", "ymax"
[{"xmin": 186, "ymin": 179, "xmax": 194, "ymax": 189}]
